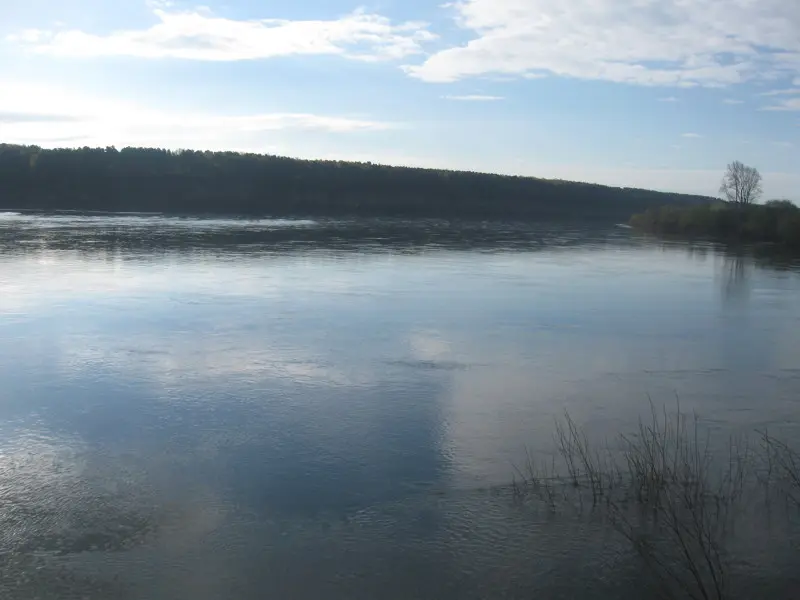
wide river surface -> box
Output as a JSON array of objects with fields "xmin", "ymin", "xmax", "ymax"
[{"xmin": 0, "ymin": 212, "xmax": 798, "ymax": 599}]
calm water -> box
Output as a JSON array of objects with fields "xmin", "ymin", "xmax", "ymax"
[{"xmin": 0, "ymin": 212, "xmax": 798, "ymax": 599}]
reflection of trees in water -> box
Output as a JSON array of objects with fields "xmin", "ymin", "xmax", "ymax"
[
  {"xmin": 721, "ymin": 253, "xmax": 750, "ymax": 304},
  {"xmin": 685, "ymin": 242, "xmax": 710, "ymax": 262},
  {"xmin": 716, "ymin": 244, "xmax": 800, "ymax": 306},
  {"xmin": 716, "ymin": 242, "xmax": 800, "ymax": 302}
]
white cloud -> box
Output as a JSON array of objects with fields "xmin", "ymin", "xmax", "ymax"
[
  {"xmin": 11, "ymin": 29, "xmax": 47, "ymax": 44},
  {"xmin": 658, "ymin": 96, "xmax": 679, "ymax": 102},
  {"xmin": 762, "ymin": 97, "xmax": 800, "ymax": 111},
  {"xmin": 404, "ymin": 0, "xmax": 800, "ymax": 87},
  {"xmin": 0, "ymin": 82, "xmax": 394, "ymax": 149},
  {"xmin": 9, "ymin": 6, "xmax": 436, "ymax": 62},
  {"xmin": 442, "ymin": 94, "xmax": 504, "ymax": 101},
  {"xmin": 681, "ymin": 132, "xmax": 703, "ymax": 138},
  {"xmin": 722, "ymin": 98, "xmax": 744, "ymax": 104},
  {"xmin": 759, "ymin": 89, "xmax": 800, "ymax": 96}
]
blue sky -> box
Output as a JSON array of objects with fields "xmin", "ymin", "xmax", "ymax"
[{"xmin": 1, "ymin": 0, "xmax": 799, "ymax": 199}]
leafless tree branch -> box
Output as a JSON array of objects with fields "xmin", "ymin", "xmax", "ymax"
[{"xmin": 719, "ymin": 161, "xmax": 762, "ymax": 205}]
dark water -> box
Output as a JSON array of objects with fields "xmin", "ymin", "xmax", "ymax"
[{"xmin": 0, "ymin": 212, "xmax": 798, "ymax": 599}]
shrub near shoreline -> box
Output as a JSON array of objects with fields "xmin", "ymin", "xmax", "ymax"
[{"xmin": 630, "ymin": 200, "xmax": 800, "ymax": 250}]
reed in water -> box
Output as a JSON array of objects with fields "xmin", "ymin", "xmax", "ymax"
[{"xmin": 512, "ymin": 401, "xmax": 800, "ymax": 600}]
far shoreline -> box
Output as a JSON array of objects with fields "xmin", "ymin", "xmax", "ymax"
[{"xmin": 1, "ymin": 143, "xmax": 714, "ymax": 222}]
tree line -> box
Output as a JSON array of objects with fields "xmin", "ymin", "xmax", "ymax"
[{"xmin": 0, "ymin": 144, "xmax": 713, "ymax": 220}]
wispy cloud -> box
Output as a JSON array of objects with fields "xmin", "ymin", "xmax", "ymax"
[
  {"xmin": 759, "ymin": 88, "xmax": 800, "ymax": 97},
  {"xmin": 0, "ymin": 111, "xmax": 86, "ymax": 123},
  {"xmin": 0, "ymin": 81, "xmax": 396, "ymax": 149},
  {"xmin": 722, "ymin": 98, "xmax": 744, "ymax": 104},
  {"xmin": 442, "ymin": 94, "xmax": 504, "ymax": 101},
  {"xmin": 681, "ymin": 132, "xmax": 703, "ymax": 138},
  {"xmin": 8, "ymin": 6, "xmax": 436, "ymax": 62},
  {"xmin": 658, "ymin": 96, "xmax": 679, "ymax": 102},
  {"xmin": 404, "ymin": 0, "xmax": 800, "ymax": 87},
  {"xmin": 762, "ymin": 97, "xmax": 800, "ymax": 111}
]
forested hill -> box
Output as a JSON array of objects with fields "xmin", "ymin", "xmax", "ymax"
[{"xmin": 0, "ymin": 144, "xmax": 713, "ymax": 220}]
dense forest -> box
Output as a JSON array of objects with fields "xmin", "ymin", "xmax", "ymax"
[
  {"xmin": 0, "ymin": 144, "xmax": 714, "ymax": 220},
  {"xmin": 630, "ymin": 200, "xmax": 800, "ymax": 249}
]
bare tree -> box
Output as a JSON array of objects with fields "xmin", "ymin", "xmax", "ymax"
[{"xmin": 719, "ymin": 161, "xmax": 762, "ymax": 205}]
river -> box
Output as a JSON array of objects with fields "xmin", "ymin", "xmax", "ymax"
[{"xmin": 0, "ymin": 212, "xmax": 798, "ymax": 598}]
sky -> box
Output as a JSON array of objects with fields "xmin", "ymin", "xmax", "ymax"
[{"xmin": 0, "ymin": 0, "xmax": 799, "ymax": 199}]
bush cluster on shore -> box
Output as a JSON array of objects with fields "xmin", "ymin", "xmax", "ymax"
[{"xmin": 630, "ymin": 200, "xmax": 800, "ymax": 249}]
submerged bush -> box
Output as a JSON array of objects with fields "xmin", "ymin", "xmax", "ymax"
[{"xmin": 512, "ymin": 404, "xmax": 800, "ymax": 600}]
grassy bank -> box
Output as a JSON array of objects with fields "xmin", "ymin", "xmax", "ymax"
[
  {"xmin": 512, "ymin": 405, "xmax": 799, "ymax": 600},
  {"xmin": 629, "ymin": 201, "xmax": 800, "ymax": 250}
]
